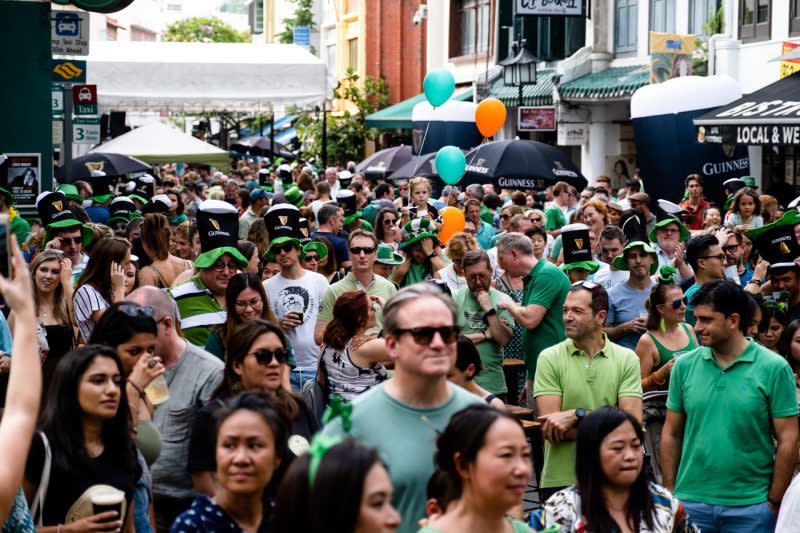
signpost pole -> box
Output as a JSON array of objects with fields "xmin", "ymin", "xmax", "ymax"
[{"xmin": 63, "ymin": 85, "xmax": 73, "ymax": 183}]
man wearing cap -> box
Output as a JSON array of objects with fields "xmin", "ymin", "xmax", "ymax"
[
  {"xmin": 391, "ymin": 218, "xmax": 446, "ymax": 287},
  {"xmin": 283, "ymin": 186, "xmax": 304, "ymax": 208},
  {"xmin": 628, "ymin": 192, "xmax": 657, "ymax": 237},
  {"xmin": 311, "ymin": 203, "xmax": 350, "ymax": 269},
  {"xmin": 38, "ymin": 191, "xmax": 94, "ymax": 284},
  {"xmin": 85, "ymin": 171, "xmax": 114, "ymax": 224},
  {"xmin": 108, "ymin": 197, "xmax": 139, "ymax": 237},
  {"xmin": 238, "ymin": 188, "xmax": 270, "ymax": 239},
  {"xmin": 168, "ymin": 200, "xmax": 249, "ymax": 346},
  {"xmin": 275, "ymin": 164, "xmax": 294, "ymax": 192},
  {"xmin": 336, "ymin": 189, "xmax": 363, "ymax": 228},
  {"xmin": 262, "ymin": 204, "xmax": 329, "ymax": 391},
  {"xmin": 560, "ymin": 224, "xmax": 600, "ymax": 284},
  {"xmin": 604, "ymin": 241, "xmax": 657, "ymax": 350},
  {"xmin": 746, "ymin": 212, "xmax": 800, "ymax": 320},
  {"xmin": 56, "ymin": 183, "xmax": 84, "ymax": 207},
  {"xmin": 452, "ymin": 249, "xmax": 514, "ymax": 397},
  {"xmin": 679, "ymin": 174, "xmax": 710, "ymax": 231},
  {"xmin": 650, "ymin": 217, "xmax": 692, "ymax": 285},
  {"xmin": 683, "ymin": 235, "xmax": 727, "ymax": 326},
  {"xmin": 315, "ymin": 230, "xmax": 397, "ymax": 344},
  {"xmin": 373, "ymin": 243, "xmax": 404, "ymax": 285}
]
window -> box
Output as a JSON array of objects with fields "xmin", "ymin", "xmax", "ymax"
[
  {"xmin": 615, "ymin": 0, "xmax": 638, "ymax": 55},
  {"xmin": 739, "ymin": 0, "xmax": 770, "ymax": 42},
  {"xmin": 689, "ymin": 0, "xmax": 718, "ymax": 34},
  {"xmin": 326, "ymin": 44, "xmax": 336, "ymax": 72},
  {"xmin": 650, "ymin": 0, "xmax": 676, "ymax": 32},
  {"xmin": 347, "ymin": 37, "xmax": 358, "ymax": 70},
  {"xmin": 791, "ymin": 0, "xmax": 800, "ymax": 35},
  {"xmin": 454, "ymin": 0, "xmax": 490, "ymax": 57}
]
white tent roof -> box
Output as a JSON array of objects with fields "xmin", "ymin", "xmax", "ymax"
[
  {"xmin": 90, "ymin": 122, "xmax": 230, "ymax": 168},
  {"xmin": 79, "ymin": 41, "xmax": 327, "ymax": 112}
]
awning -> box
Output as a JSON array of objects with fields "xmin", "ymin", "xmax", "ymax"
[
  {"xmin": 488, "ymin": 70, "xmax": 556, "ymax": 107},
  {"xmin": 72, "ymin": 41, "xmax": 326, "ymax": 112},
  {"xmin": 365, "ymin": 89, "xmax": 474, "ymax": 129},
  {"xmin": 560, "ymin": 65, "xmax": 650, "ymax": 102},
  {"xmin": 693, "ymin": 72, "xmax": 800, "ymax": 145},
  {"xmin": 274, "ymin": 127, "xmax": 298, "ymax": 145}
]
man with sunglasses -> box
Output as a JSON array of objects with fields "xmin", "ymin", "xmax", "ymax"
[
  {"xmin": 322, "ymin": 284, "xmax": 480, "ymax": 533},
  {"xmin": 37, "ymin": 191, "xmax": 94, "ymax": 284},
  {"xmin": 683, "ymin": 235, "xmax": 726, "ymax": 326},
  {"xmin": 535, "ymin": 281, "xmax": 642, "ymax": 501},
  {"xmin": 650, "ymin": 217, "xmax": 693, "ymax": 286},
  {"xmin": 315, "ymin": 230, "xmax": 397, "ymax": 344}
]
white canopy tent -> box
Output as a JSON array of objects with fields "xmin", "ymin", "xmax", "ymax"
[
  {"xmin": 79, "ymin": 41, "xmax": 327, "ymax": 112},
  {"xmin": 90, "ymin": 122, "xmax": 230, "ymax": 168}
]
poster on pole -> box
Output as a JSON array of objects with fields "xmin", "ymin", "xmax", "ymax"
[{"xmin": 3, "ymin": 154, "xmax": 41, "ymax": 209}]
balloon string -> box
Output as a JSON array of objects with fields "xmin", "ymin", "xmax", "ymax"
[{"xmin": 411, "ymin": 121, "xmax": 432, "ymax": 178}]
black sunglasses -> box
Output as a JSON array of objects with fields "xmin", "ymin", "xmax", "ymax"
[
  {"xmin": 392, "ymin": 325, "xmax": 460, "ymax": 345},
  {"xmin": 274, "ymin": 243, "xmax": 296, "ymax": 254},
  {"xmin": 350, "ymin": 246, "xmax": 376, "ymax": 255},
  {"xmin": 303, "ymin": 254, "xmax": 320, "ymax": 262},
  {"xmin": 118, "ymin": 304, "xmax": 155, "ymax": 318},
  {"xmin": 383, "ymin": 218, "xmax": 398, "ymax": 225},
  {"xmin": 671, "ymin": 296, "xmax": 688, "ymax": 310},
  {"xmin": 58, "ymin": 236, "xmax": 83, "ymax": 245},
  {"xmin": 250, "ymin": 348, "xmax": 289, "ymax": 366}
]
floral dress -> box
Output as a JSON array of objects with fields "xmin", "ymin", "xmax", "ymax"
[{"xmin": 496, "ymin": 273, "xmax": 526, "ymax": 404}]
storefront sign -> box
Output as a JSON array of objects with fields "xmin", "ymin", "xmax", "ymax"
[
  {"xmin": 515, "ymin": 0, "xmax": 583, "ymax": 16},
  {"xmin": 697, "ymin": 124, "xmax": 800, "ymax": 145},
  {"xmin": 518, "ymin": 107, "xmax": 556, "ymax": 131},
  {"xmin": 557, "ymin": 123, "xmax": 587, "ymax": 145}
]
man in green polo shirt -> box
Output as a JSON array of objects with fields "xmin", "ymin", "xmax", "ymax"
[
  {"xmin": 533, "ymin": 281, "xmax": 642, "ymax": 501},
  {"xmin": 315, "ymin": 230, "xmax": 397, "ymax": 343},
  {"xmin": 496, "ymin": 232, "xmax": 570, "ymax": 409},
  {"xmin": 451, "ymin": 249, "xmax": 514, "ymax": 397},
  {"xmin": 662, "ymin": 279, "xmax": 798, "ymax": 532}
]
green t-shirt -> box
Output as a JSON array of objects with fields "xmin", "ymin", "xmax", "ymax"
[
  {"xmin": 323, "ymin": 383, "xmax": 481, "ymax": 533},
  {"xmin": 544, "ymin": 205, "xmax": 566, "ymax": 231},
  {"xmin": 318, "ymin": 272, "xmax": 398, "ymax": 333},
  {"xmin": 549, "ymin": 234, "xmax": 563, "ymax": 262},
  {"xmin": 451, "ymin": 287, "xmax": 515, "ymax": 395},
  {"xmin": 401, "ymin": 256, "xmax": 450, "ymax": 287},
  {"xmin": 419, "ymin": 517, "xmax": 530, "ymax": 533},
  {"xmin": 683, "ymin": 282, "xmax": 700, "ymax": 326},
  {"xmin": 534, "ymin": 335, "xmax": 643, "ymax": 488},
  {"xmin": 480, "ymin": 203, "xmax": 494, "ymax": 225},
  {"xmin": 666, "ymin": 341, "xmax": 799, "ymax": 505},
  {"xmin": 521, "ymin": 260, "xmax": 570, "ymax": 379}
]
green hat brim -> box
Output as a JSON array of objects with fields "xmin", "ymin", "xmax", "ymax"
[
  {"xmin": 129, "ymin": 194, "xmax": 147, "ymax": 205},
  {"xmin": 612, "ymin": 241, "xmax": 658, "ymax": 275},
  {"xmin": 649, "ymin": 219, "xmax": 689, "ymax": 243},
  {"xmin": 343, "ymin": 211, "xmax": 363, "ymax": 225},
  {"xmin": 300, "ymin": 241, "xmax": 328, "ymax": 260},
  {"xmin": 91, "ymin": 193, "xmax": 114, "ymax": 204},
  {"xmin": 0, "ymin": 188, "xmax": 13, "ymax": 206},
  {"xmin": 194, "ymin": 247, "xmax": 249, "ymax": 270},
  {"xmin": 44, "ymin": 220, "xmax": 95, "ymax": 247},
  {"xmin": 264, "ymin": 237, "xmax": 302, "ymax": 260},
  {"xmin": 108, "ymin": 215, "xmax": 131, "ymax": 226},
  {"xmin": 399, "ymin": 232, "xmax": 440, "ymax": 250},
  {"xmin": 65, "ymin": 194, "xmax": 83, "ymax": 203},
  {"xmin": 377, "ymin": 252, "xmax": 404, "ymax": 266},
  {"xmin": 749, "ymin": 210, "xmax": 800, "ymax": 241},
  {"xmin": 561, "ymin": 260, "xmax": 600, "ymax": 274}
]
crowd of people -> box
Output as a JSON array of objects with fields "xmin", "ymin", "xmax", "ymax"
[{"xmin": 0, "ymin": 159, "xmax": 797, "ymax": 533}]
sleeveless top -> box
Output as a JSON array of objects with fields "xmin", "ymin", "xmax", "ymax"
[
  {"xmin": 321, "ymin": 339, "xmax": 389, "ymax": 401},
  {"xmin": 646, "ymin": 323, "xmax": 697, "ymax": 371}
]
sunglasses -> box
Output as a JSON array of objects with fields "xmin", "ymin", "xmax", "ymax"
[
  {"xmin": 570, "ymin": 280, "xmax": 608, "ymax": 311},
  {"xmin": 58, "ymin": 236, "xmax": 83, "ymax": 245},
  {"xmin": 249, "ymin": 348, "xmax": 289, "ymax": 366},
  {"xmin": 273, "ymin": 243, "xmax": 296, "ymax": 255},
  {"xmin": 500, "ymin": 214, "xmax": 510, "ymax": 220},
  {"xmin": 302, "ymin": 254, "xmax": 320, "ymax": 262},
  {"xmin": 213, "ymin": 262, "xmax": 239, "ymax": 272},
  {"xmin": 383, "ymin": 218, "xmax": 398, "ymax": 225},
  {"xmin": 392, "ymin": 325, "xmax": 460, "ymax": 345},
  {"xmin": 118, "ymin": 304, "xmax": 154, "ymax": 318},
  {"xmin": 530, "ymin": 217, "xmax": 542, "ymax": 222},
  {"xmin": 350, "ymin": 246, "xmax": 376, "ymax": 256},
  {"xmin": 671, "ymin": 296, "xmax": 688, "ymax": 310},
  {"xmin": 722, "ymin": 244, "xmax": 740, "ymax": 253}
]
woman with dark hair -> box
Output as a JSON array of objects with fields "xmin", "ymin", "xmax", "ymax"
[
  {"xmin": 777, "ymin": 319, "xmax": 800, "ymax": 404},
  {"xmin": 421, "ymin": 404, "xmax": 531, "ymax": 532},
  {"xmin": 532, "ymin": 406, "xmax": 697, "ymax": 533},
  {"xmin": 375, "ymin": 208, "xmax": 401, "ymax": 251},
  {"xmin": 23, "ymin": 345, "xmax": 141, "ymax": 532},
  {"xmin": 237, "ymin": 240, "xmax": 261, "ymax": 275},
  {"xmin": 271, "ymin": 438, "xmax": 401, "ymax": 533},
  {"xmin": 189, "ymin": 320, "xmax": 316, "ymax": 497},
  {"xmin": 247, "ymin": 218, "xmax": 270, "ymax": 261},
  {"xmin": 757, "ymin": 300, "xmax": 789, "ymax": 353},
  {"xmin": 316, "ymin": 236, "xmax": 342, "ymax": 283},
  {"xmin": 448, "ymin": 336, "xmax": 504, "ymax": 408},
  {"xmin": 74, "ymin": 236, "xmax": 131, "ymax": 341},
  {"xmin": 173, "ymin": 393, "xmax": 289, "ymax": 532},
  {"xmin": 320, "ymin": 289, "xmax": 388, "ymax": 402},
  {"xmin": 138, "ymin": 214, "xmax": 193, "ymax": 288},
  {"xmin": 165, "ymin": 188, "xmax": 187, "ymax": 226}
]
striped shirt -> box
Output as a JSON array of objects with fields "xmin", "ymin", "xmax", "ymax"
[
  {"xmin": 73, "ymin": 284, "xmax": 109, "ymax": 342},
  {"xmin": 168, "ymin": 275, "xmax": 226, "ymax": 347}
]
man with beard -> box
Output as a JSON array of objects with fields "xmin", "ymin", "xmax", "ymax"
[
  {"xmin": 451, "ymin": 250, "xmax": 514, "ymax": 398},
  {"xmin": 650, "ymin": 217, "xmax": 692, "ymax": 285},
  {"xmin": 169, "ymin": 200, "xmax": 248, "ymax": 346},
  {"xmin": 534, "ymin": 281, "xmax": 642, "ymax": 500},
  {"xmin": 605, "ymin": 241, "xmax": 658, "ymax": 350}
]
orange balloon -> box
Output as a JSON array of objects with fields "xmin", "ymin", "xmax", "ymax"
[
  {"xmin": 475, "ymin": 98, "xmax": 507, "ymax": 138},
  {"xmin": 438, "ymin": 206, "xmax": 466, "ymax": 244}
]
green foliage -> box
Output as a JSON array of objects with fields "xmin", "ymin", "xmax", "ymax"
[
  {"xmin": 692, "ymin": 6, "xmax": 724, "ymax": 76},
  {"xmin": 163, "ymin": 16, "xmax": 249, "ymax": 43},
  {"xmin": 277, "ymin": 0, "xmax": 316, "ymax": 52},
  {"xmin": 219, "ymin": 0, "xmax": 248, "ymax": 14},
  {"xmin": 294, "ymin": 69, "xmax": 389, "ymax": 166}
]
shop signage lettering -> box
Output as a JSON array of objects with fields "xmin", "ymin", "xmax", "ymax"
[
  {"xmin": 701, "ymin": 158, "xmax": 750, "ymax": 176},
  {"xmin": 717, "ymin": 100, "xmax": 800, "ymax": 119},
  {"xmin": 735, "ymin": 125, "xmax": 800, "ymax": 145}
]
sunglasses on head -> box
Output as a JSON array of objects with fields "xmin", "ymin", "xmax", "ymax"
[
  {"xmin": 671, "ymin": 296, "xmax": 688, "ymax": 310},
  {"xmin": 570, "ymin": 280, "xmax": 608, "ymax": 311},
  {"xmin": 350, "ymin": 246, "xmax": 376, "ymax": 255},
  {"xmin": 249, "ymin": 348, "xmax": 289, "ymax": 366},
  {"xmin": 392, "ymin": 325, "xmax": 460, "ymax": 345},
  {"xmin": 118, "ymin": 304, "xmax": 155, "ymax": 318},
  {"xmin": 273, "ymin": 243, "xmax": 296, "ymax": 254}
]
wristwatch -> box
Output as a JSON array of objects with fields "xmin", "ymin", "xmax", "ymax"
[
  {"xmin": 482, "ymin": 308, "xmax": 497, "ymax": 324},
  {"xmin": 427, "ymin": 251, "xmax": 438, "ymax": 258},
  {"xmin": 575, "ymin": 408, "xmax": 587, "ymax": 423}
]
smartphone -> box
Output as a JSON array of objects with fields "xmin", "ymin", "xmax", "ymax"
[{"xmin": 0, "ymin": 214, "xmax": 10, "ymax": 279}]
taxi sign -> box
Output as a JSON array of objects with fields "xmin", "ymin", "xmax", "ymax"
[{"xmin": 72, "ymin": 84, "xmax": 98, "ymax": 115}]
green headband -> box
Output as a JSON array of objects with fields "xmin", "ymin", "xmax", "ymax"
[{"xmin": 308, "ymin": 395, "xmax": 352, "ymax": 486}]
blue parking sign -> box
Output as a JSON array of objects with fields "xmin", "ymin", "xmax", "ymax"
[{"xmin": 55, "ymin": 12, "xmax": 81, "ymax": 36}]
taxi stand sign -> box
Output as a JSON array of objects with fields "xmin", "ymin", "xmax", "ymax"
[
  {"xmin": 72, "ymin": 84, "xmax": 97, "ymax": 115},
  {"xmin": 73, "ymin": 117, "xmax": 101, "ymax": 144}
]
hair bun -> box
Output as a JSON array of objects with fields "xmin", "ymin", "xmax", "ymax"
[{"xmin": 657, "ymin": 265, "xmax": 676, "ymax": 284}]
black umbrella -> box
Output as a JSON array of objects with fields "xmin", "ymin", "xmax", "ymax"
[
  {"xmin": 461, "ymin": 140, "xmax": 587, "ymax": 191},
  {"xmin": 387, "ymin": 152, "xmax": 438, "ymax": 181},
  {"xmin": 356, "ymin": 145, "xmax": 413, "ymax": 180},
  {"xmin": 55, "ymin": 153, "xmax": 152, "ymax": 181},
  {"xmin": 230, "ymin": 136, "xmax": 294, "ymax": 159}
]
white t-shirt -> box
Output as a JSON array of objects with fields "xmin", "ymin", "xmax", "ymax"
[
  {"xmin": 592, "ymin": 261, "xmax": 629, "ymax": 289},
  {"xmin": 263, "ymin": 270, "xmax": 329, "ymax": 372}
]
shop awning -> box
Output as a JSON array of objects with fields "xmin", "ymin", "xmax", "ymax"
[
  {"xmin": 693, "ymin": 72, "xmax": 800, "ymax": 145},
  {"xmin": 488, "ymin": 70, "xmax": 556, "ymax": 107},
  {"xmin": 365, "ymin": 89, "xmax": 474, "ymax": 129},
  {"xmin": 560, "ymin": 65, "xmax": 650, "ymax": 102}
]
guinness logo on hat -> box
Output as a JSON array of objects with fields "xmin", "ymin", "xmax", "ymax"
[
  {"xmin": 265, "ymin": 204, "xmax": 302, "ymax": 241},
  {"xmin": 561, "ymin": 223, "xmax": 592, "ymax": 262},
  {"xmin": 300, "ymin": 227, "xmax": 308, "ymax": 237},
  {"xmin": 196, "ymin": 200, "xmax": 240, "ymax": 255},
  {"xmin": 781, "ymin": 241, "xmax": 791, "ymax": 254},
  {"xmin": 37, "ymin": 191, "xmax": 77, "ymax": 228},
  {"xmin": 749, "ymin": 211, "xmax": 800, "ymax": 270},
  {"xmin": 279, "ymin": 215, "xmax": 288, "ymax": 225},
  {"xmin": 210, "ymin": 218, "xmax": 220, "ymax": 231},
  {"xmin": 575, "ymin": 238, "xmax": 583, "ymax": 249},
  {"xmin": 53, "ymin": 200, "xmax": 63, "ymax": 212},
  {"xmin": 298, "ymin": 217, "xmax": 311, "ymax": 244}
]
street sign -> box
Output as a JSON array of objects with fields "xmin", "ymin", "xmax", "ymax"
[
  {"xmin": 73, "ymin": 117, "xmax": 100, "ymax": 144},
  {"xmin": 52, "ymin": 85, "xmax": 64, "ymax": 115},
  {"xmin": 515, "ymin": 0, "xmax": 583, "ymax": 16},
  {"xmin": 53, "ymin": 116, "xmax": 64, "ymax": 145},
  {"xmin": 52, "ymin": 11, "xmax": 90, "ymax": 56},
  {"xmin": 52, "ymin": 59, "xmax": 86, "ymax": 83},
  {"xmin": 72, "ymin": 84, "xmax": 98, "ymax": 115},
  {"xmin": 294, "ymin": 26, "xmax": 310, "ymax": 47}
]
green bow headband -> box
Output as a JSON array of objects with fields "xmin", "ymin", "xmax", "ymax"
[
  {"xmin": 658, "ymin": 265, "xmax": 676, "ymax": 284},
  {"xmin": 308, "ymin": 395, "xmax": 352, "ymax": 486}
]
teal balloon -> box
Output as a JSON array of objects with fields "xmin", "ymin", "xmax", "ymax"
[
  {"xmin": 423, "ymin": 69, "xmax": 455, "ymax": 108},
  {"xmin": 435, "ymin": 146, "xmax": 466, "ymax": 185}
]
